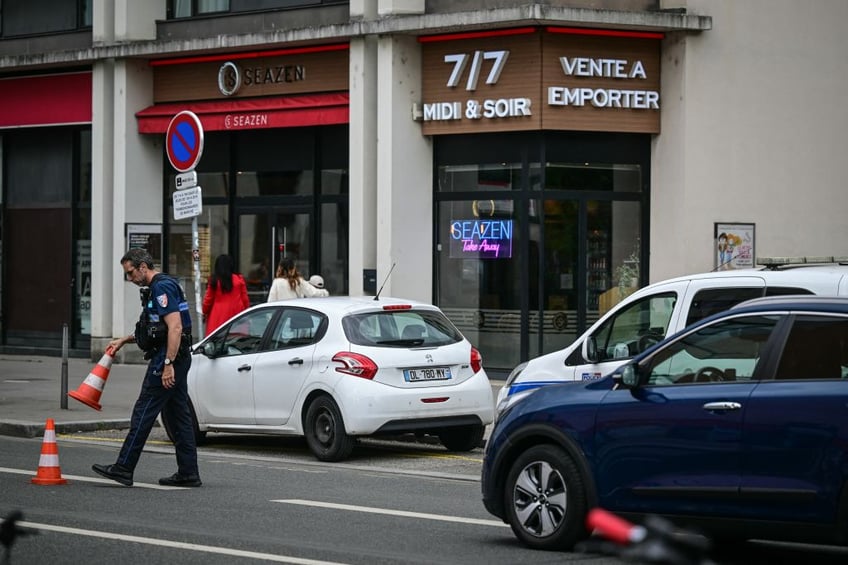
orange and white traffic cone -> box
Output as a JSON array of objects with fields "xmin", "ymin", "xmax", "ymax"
[
  {"xmin": 31, "ymin": 418, "xmax": 68, "ymax": 485},
  {"xmin": 68, "ymin": 347, "xmax": 114, "ymax": 411}
]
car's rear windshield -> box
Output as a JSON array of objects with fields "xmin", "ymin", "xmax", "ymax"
[{"xmin": 343, "ymin": 309, "xmax": 464, "ymax": 347}]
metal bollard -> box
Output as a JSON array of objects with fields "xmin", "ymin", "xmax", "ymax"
[{"xmin": 60, "ymin": 323, "xmax": 68, "ymax": 409}]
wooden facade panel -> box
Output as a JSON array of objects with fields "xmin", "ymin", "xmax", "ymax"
[
  {"xmin": 421, "ymin": 32, "xmax": 542, "ymax": 135},
  {"xmin": 541, "ymin": 32, "xmax": 660, "ymax": 133},
  {"xmin": 421, "ymin": 29, "xmax": 661, "ymax": 135},
  {"xmin": 153, "ymin": 50, "xmax": 349, "ymax": 103}
]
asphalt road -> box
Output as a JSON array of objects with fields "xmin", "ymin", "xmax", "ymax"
[{"xmin": 3, "ymin": 433, "xmax": 848, "ymax": 565}]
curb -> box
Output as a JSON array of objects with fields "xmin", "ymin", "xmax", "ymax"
[{"xmin": 0, "ymin": 419, "xmax": 132, "ymax": 438}]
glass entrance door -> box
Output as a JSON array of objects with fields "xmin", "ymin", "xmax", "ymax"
[{"xmin": 238, "ymin": 208, "xmax": 312, "ymax": 306}]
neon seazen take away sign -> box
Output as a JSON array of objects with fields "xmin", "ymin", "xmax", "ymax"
[{"xmin": 449, "ymin": 218, "xmax": 514, "ymax": 259}]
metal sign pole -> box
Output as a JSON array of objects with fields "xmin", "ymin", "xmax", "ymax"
[
  {"xmin": 166, "ymin": 111, "xmax": 205, "ymax": 340},
  {"xmin": 192, "ymin": 216, "xmax": 204, "ymax": 338}
]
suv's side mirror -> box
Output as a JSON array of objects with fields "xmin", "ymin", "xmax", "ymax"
[
  {"xmin": 584, "ymin": 336, "xmax": 599, "ymax": 363},
  {"xmin": 618, "ymin": 364, "xmax": 639, "ymax": 387}
]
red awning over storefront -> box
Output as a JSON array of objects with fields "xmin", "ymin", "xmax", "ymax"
[
  {"xmin": 0, "ymin": 72, "xmax": 92, "ymax": 128},
  {"xmin": 135, "ymin": 92, "xmax": 349, "ymax": 133}
]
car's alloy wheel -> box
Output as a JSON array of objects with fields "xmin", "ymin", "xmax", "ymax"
[
  {"xmin": 438, "ymin": 424, "xmax": 484, "ymax": 451},
  {"xmin": 504, "ymin": 444, "xmax": 587, "ymax": 550},
  {"xmin": 162, "ymin": 401, "xmax": 207, "ymax": 446},
  {"xmin": 304, "ymin": 395, "xmax": 355, "ymax": 462}
]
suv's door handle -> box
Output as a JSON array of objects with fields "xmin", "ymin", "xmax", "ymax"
[
  {"xmin": 702, "ymin": 401, "xmax": 741, "ymax": 411},
  {"xmin": 288, "ymin": 358, "xmax": 304, "ymax": 366},
  {"xmin": 237, "ymin": 364, "xmax": 251, "ymax": 372}
]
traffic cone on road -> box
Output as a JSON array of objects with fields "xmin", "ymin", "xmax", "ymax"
[
  {"xmin": 68, "ymin": 347, "xmax": 114, "ymax": 411},
  {"xmin": 31, "ymin": 418, "xmax": 68, "ymax": 485}
]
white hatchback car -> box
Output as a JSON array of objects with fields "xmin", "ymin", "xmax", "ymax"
[{"xmin": 163, "ymin": 296, "xmax": 494, "ymax": 461}]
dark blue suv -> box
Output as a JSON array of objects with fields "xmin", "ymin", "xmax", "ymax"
[{"xmin": 482, "ymin": 296, "xmax": 848, "ymax": 550}]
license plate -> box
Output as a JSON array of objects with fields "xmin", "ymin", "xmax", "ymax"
[{"xmin": 403, "ymin": 367, "xmax": 452, "ymax": 382}]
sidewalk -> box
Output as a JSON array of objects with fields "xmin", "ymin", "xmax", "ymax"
[
  {"xmin": 0, "ymin": 354, "xmax": 145, "ymax": 438},
  {"xmin": 0, "ymin": 354, "xmax": 506, "ymax": 440}
]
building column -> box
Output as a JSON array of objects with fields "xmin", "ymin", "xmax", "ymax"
[
  {"xmin": 91, "ymin": 0, "xmax": 166, "ymax": 360},
  {"xmin": 90, "ymin": 60, "xmax": 115, "ymax": 360},
  {"xmin": 348, "ymin": 34, "xmax": 379, "ymax": 296},
  {"xmin": 375, "ymin": 35, "xmax": 433, "ymax": 301},
  {"xmin": 99, "ymin": 59, "xmax": 162, "ymax": 363}
]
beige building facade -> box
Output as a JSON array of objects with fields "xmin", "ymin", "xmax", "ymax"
[{"xmin": 0, "ymin": 1, "xmax": 844, "ymax": 371}]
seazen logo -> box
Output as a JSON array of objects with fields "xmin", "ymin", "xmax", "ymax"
[{"xmin": 218, "ymin": 62, "xmax": 242, "ymax": 96}]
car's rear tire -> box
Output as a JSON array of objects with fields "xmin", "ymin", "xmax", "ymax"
[
  {"xmin": 304, "ymin": 395, "xmax": 355, "ymax": 462},
  {"xmin": 503, "ymin": 444, "xmax": 588, "ymax": 550},
  {"xmin": 438, "ymin": 424, "xmax": 484, "ymax": 451},
  {"xmin": 161, "ymin": 401, "xmax": 206, "ymax": 446}
]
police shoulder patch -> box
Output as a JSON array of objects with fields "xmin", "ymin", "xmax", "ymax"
[{"xmin": 156, "ymin": 294, "xmax": 168, "ymax": 308}]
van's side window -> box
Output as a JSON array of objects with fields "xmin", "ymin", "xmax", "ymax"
[
  {"xmin": 685, "ymin": 287, "xmax": 815, "ymax": 326},
  {"xmin": 686, "ymin": 288, "xmax": 763, "ymax": 326},
  {"xmin": 592, "ymin": 293, "xmax": 677, "ymax": 362}
]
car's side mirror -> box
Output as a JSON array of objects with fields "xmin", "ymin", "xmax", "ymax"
[
  {"xmin": 584, "ymin": 336, "xmax": 599, "ymax": 363},
  {"xmin": 196, "ymin": 342, "xmax": 217, "ymax": 358},
  {"xmin": 619, "ymin": 364, "xmax": 639, "ymax": 387}
]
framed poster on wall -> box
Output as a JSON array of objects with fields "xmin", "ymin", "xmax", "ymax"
[
  {"xmin": 714, "ymin": 222, "xmax": 755, "ymax": 270},
  {"xmin": 126, "ymin": 223, "xmax": 163, "ymax": 268}
]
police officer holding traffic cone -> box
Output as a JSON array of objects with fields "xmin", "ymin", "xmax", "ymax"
[{"xmin": 92, "ymin": 248, "xmax": 201, "ymax": 487}]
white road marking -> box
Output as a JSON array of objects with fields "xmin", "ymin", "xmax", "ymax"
[
  {"xmin": 273, "ymin": 499, "xmax": 508, "ymax": 528},
  {"xmin": 0, "ymin": 466, "xmax": 186, "ymax": 490},
  {"xmin": 19, "ymin": 520, "xmax": 347, "ymax": 565}
]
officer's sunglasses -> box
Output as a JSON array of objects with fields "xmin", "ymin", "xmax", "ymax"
[{"xmin": 124, "ymin": 265, "xmax": 142, "ymax": 281}]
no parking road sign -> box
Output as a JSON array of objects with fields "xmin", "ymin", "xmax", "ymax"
[{"xmin": 166, "ymin": 111, "xmax": 204, "ymax": 173}]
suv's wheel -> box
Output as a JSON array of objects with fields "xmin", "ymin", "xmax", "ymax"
[
  {"xmin": 161, "ymin": 401, "xmax": 206, "ymax": 446},
  {"xmin": 438, "ymin": 424, "xmax": 484, "ymax": 451},
  {"xmin": 504, "ymin": 444, "xmax": 588, "ymax": 550},
  {"xmin": 304, "ymin": 396, "xmax": 355, "ymax": 462}
]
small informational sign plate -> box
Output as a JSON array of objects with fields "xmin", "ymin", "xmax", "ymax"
[
  {"xmin": 166, "ymin": 111, "xmax": 204, "ymax": 173},
  {"xmin": 175, "ymin": 171, "xmax": 198, "ymax": 190},
  {"xmin": 173, "ymin": 186, "xmax": 202, "ymax": 220}
]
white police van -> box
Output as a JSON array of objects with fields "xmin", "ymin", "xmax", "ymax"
[{"xmin": 496, "ymin": 256, "xmax": 848, "ymax": 416}]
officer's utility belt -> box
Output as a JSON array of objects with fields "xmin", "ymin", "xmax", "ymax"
[
  {"xmin": 135, "ymin": 312, "xmax": 193, "ymax": 351},
  {"xmin": 140, "ymin": 331, "xmax": 193, "ymax": 360}
]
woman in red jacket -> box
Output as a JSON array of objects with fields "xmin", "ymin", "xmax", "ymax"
[{"xmin": 202, "ymin": 254, "xmax": 250, "ymax": 335}]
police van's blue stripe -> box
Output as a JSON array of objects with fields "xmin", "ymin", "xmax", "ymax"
[{"xmin": 507, "ymin": 381, "xmax": 562, "ymax": 397}]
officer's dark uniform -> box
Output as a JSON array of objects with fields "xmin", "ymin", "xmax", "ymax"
[{"xmin": 116, "ymin": 273, "xmax": 198, "ymax": 477}]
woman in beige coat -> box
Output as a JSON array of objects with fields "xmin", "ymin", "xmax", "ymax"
[{"xmin": 267, "ymin": 258, "xmax": 329, "ymax": 301}]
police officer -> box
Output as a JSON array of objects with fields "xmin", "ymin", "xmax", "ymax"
[{"xmin": 92, "ymin": 248, "xmax": 201, "ymax": 487}]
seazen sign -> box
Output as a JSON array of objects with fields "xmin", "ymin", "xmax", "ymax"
[{"xmin": 449, "ymin": 218, "xmax": 514, "ymax": 259}]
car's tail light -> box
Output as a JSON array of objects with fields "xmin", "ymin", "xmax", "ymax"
[
  {"xmin": 382, "ymin": 304, "xmax": 412, "ymax": 310},
  {"xmin": 332, "ymin": 351, "xmax": 378, "ymax": 380},
  {"xmin": 471, "ymin": 347, "xmax": 482, "ymax": 374}
]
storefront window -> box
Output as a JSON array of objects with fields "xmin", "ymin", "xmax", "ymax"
[
  {"xmin": 164, "ymin": 125, "xmax": 346, "ymax": 328},
  {"xmin": 435, "ymin": 133, "xmax": 648, "ymax": 373},
  {"xmin": 75, "ymin": 130, "xmax": 92, "ymax": 339},
  {"xmin": 320, "ymin": 202, "xmax": 348, "ymax": 295},
  {"xmin": 321, "ymin": 169, "xmax": 348, "ymax": 195},
  {"xmin": 438, "ymin": 163, "xmax": 523, "ymax": 192},
  {"xmin": 544, "ymin": 163, "xmax": 641, "ymax": 192},
  {"xmin": 438, "ymin": 198, "xmax": 523, "ymax": 370}
]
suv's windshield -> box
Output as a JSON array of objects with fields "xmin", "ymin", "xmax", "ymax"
[{"xmin": 343, "ymin": 309, "xmax": 463, "ymax": 347}]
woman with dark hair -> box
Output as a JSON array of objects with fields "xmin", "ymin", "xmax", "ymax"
[
  {"xmin": 267, "ymin": 257, "xmax": 329, "ymax": 301},
  {"xmin": 202, "ymin": 254, "xmax": 250, "ymax": 334}
]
